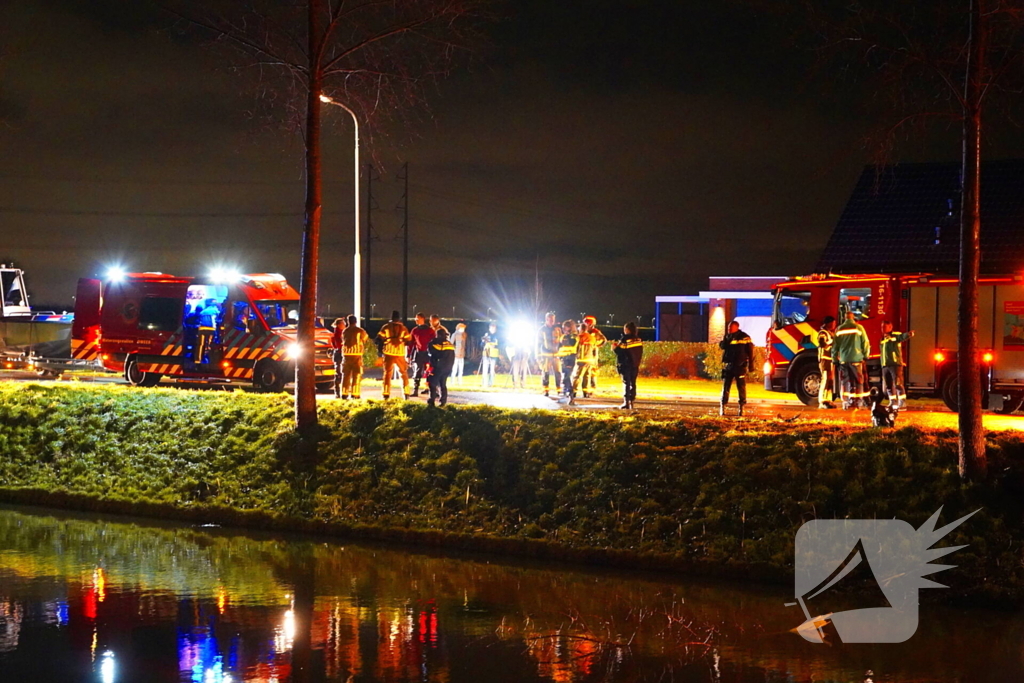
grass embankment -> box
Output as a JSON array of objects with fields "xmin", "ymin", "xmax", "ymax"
[{"xmin": 0, "ymin": 383, "xmax": 1021, "ymax": 605}]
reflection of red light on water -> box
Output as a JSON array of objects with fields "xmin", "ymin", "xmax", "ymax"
[
  {"xmin": 417, "ymin": 609, "xmax": 438, "ymax": 646},
  {"xmin": 83, "ymin": 589, "xmax": 97, "ymax": 620}
]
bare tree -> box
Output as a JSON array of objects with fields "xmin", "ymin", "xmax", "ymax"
[
  {"xmin": 167, "ymin": 0, "xmax": 487, "ymax": 434},
  {"xmin": 792, "ymin": 0, "xmax": 1024, "ymax": 479}
]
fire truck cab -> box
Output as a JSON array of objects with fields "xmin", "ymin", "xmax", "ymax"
[
  {"xmin": 74, "ymin": 272, "xmax": 335, "ymax": 391},
  {"xmin": 766, "ymin": 274, "xmax": 1024, "ymax": 413}
]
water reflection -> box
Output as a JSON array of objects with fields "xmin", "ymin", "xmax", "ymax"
[{"xmin": 0, "ymin": 505, "xmax": 1020, "ymax": 682}]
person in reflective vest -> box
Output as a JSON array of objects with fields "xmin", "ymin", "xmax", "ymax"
[
  {"xmin": 613, "ymin": 322, "xmax": 644, "ymax": 409},
  {"xmin": 427, "ymin": 329, "xmax": 456, "ymax": 407},
  {"xmin": 816, "ymin": 316, "xmax": 838, "ymax": 409},
  {"xmin": 557, "ymin": 320, "xmax": 579, "ymax": 403},
  {"xmin": 584, "ymin": 315, "xmax": 607, "ymax": 393},
  {"xmin": 339, "ymin": 315, "xmax": 369, "ymax": 400},
  {"xmin": 480, "ymin": 323, "xmax": 500, "ymax": 387},
  {"xmin": 330, "ymin": 317, "xmax": 346, "ymax": 397},
  {"xmin": 880, "ymin": 320, "xmax": 914, "ymax": 408},
  {"xmin": 376, "ymin": 310, "xmax": 412, "ymax": 400},
  {"xmin": 536, "ymin": 312, "xmax": 562, "ymax": 397},
  {"xmin": 572, "ymin": 315, "xmax": 606, "ymax": 399},
  {"xmin": 719, "ymin": 320, "xmax": 755, "ymax": 416},
  {"xmin": 195, "ymin": 298, "xmax": 221, "ymax": 364},
  {"xmin": 833, "ymin": 310, "xmax": 871, "ymax": 409}
]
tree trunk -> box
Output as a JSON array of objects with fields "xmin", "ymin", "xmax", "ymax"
[
  {"xmin": 958, "ymin": 0, "xmax": 987, "ymax": 480},
  {"xmin": 295, "ymin": 0, "xmax": 324, "ymax": 434}
]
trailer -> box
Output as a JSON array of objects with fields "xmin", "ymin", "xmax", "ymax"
[
  {"xmin": 0, "ymin": 265, "xmax": 85, "ymax": 377},
  {"xmin": 764, "ymin": 273, "xmax": 1024, "ymax": 413}
]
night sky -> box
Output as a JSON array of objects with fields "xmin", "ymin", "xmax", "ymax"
[{"xmin": 3, "ymin": 0, "xmax": 1023, "ymax": 322}]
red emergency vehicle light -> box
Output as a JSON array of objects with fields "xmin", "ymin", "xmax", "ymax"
[
  {"xmin": 983, "ymin": 352, "xmax": 994, "ymax": 363},
  {"xmin": 934, "ymin": 351, "xmax": 946, "ymax": 363}
]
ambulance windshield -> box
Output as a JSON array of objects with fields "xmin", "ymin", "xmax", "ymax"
[{"xmin": 256, "ymin": 299, "xmax": 300, "ymax": 328}]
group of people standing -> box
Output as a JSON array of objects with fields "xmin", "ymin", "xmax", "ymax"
[
  {"xmin": 815, "ymin": 311, "xmax": 914, "ymax": 410},
  {"xmin": 329, "ymin": 310, "xmax": 646, "ymax": 409}
]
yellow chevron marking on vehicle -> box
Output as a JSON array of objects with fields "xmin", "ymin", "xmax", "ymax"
[{"xmin": 773, "ymin": 327, "xmax": 800, "ymax": 353}]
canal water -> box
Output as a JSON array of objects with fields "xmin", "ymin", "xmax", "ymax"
[{"xmin": 0, "ymin": 506, "xmax": 1020, "ymax": 682}]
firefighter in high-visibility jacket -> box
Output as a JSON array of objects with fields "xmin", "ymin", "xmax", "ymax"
[
  {"xmin": 834, "ymin": 310, "xmax": 871, "ymax": 409},
  {"xmin": 571, "ymin": 315, "xmax": 605, "ymax": 400},
  {"xmin": 339, "ymin": 315, "xmax": 368, "ymax": 400},
  {"xmin": 480, "ymin": 324, "xmax": 500, "ymax": 387},
  {"xmin": 557, "ymin": 320, "xmax": 579, "ymax": 401},
  {"xmin": 816, "ymin": 315, "xmax": 838, "ymax": 409},
  {"xmin": 880, "ymin": 320, "xmax": 914, "ymax": 408},
  {"xmin": 376, "ymin": 310, "xmax": 412, "ymax": 400}
]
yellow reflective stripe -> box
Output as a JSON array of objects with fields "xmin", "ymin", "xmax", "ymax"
[
  {"xmin": 836, "ymin": 328, "xmax": 861, "ymax": 335},
  {"xmin": 730, "ymin": 339, "xmax": 751, "ymax": 344},
  {"xmin": 620, "ymin": 340, "xmax": 643, "ymax": 348}
]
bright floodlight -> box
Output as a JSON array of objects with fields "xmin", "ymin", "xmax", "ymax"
[
  {"xmin": 209, "ymin": 266, "xmax": 242, "ymax": 284},
  {"xmin": 105, "ymin": 266, "xmax": 127, "ymax": 283},
  {"xmin": 509, "ymin": 318, "xmax": 535, "ymax": 350}
]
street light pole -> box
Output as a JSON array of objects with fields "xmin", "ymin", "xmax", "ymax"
[{"xmin": 319, "ymin": 94, "xmax": 361, "ymax": 322}]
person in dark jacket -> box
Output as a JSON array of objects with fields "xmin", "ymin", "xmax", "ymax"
[
  {"xmin": 427, "ymin": 329, "xmax": 456, "ymax": 407},
  {"xmin": 719, "ymin": 320, "xmax": 755, "ymax": 416},
  {"xmin": 409, "ymin": 313, "xmax": 435, "ymax": 396},
  {"xmin": 613, "ymin": 322, "xmax": 643, "ymax": 409},
  {"xmin": 536, "ymin": 312, "xmax": 562, "ymax": 396}
]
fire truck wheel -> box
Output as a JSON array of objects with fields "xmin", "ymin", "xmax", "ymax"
[
  {"xmin": 996, "ymin": 395, "xmax": 1024, "ymax": 414},
  {"xmin": 940, "ymin": 371, "xmax": 959, "ymax": 412},
  {"xmin": 791, "ymin": 361, "xmax": 821, "ymax": 406},
  {"xmin": 36, "ymin": 369, "xmax": 62, "ymax": 379},
  {"xmin": 253, "ymin": 360, "xmax": 287, "ymax": 393},
  {"xmin": 124, "ymin": 358, "xmax": 162, "ymax": 388}
]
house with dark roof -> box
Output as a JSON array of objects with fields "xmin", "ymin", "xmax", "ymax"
[{"xmin": 815, "ymin": 159, "xmax": 1024, "ymax": 275}]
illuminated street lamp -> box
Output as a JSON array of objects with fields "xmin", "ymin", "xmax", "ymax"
[{"xmin": 319, "ymin": 93, "xmax": 361, "ymax": 322}]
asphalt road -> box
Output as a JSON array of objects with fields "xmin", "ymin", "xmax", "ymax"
[{"xmin": 3, "ymin": 369, "xmax": 1022, "ymax": 432}]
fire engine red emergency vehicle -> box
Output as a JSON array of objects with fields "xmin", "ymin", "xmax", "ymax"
[
  {"xmin": 71, "ymin": 271, "xmax": 335, "ymax": 391},
  {"xmin": 765, "ymin": 273, "xmax": 1024, "ymax": 413}
]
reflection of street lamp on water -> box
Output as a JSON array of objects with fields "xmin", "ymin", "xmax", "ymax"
[
  {"xmin": 370, "ymin": 303, "xmax": 376, "ymax": 320},
  {"xmin": 609, "ymin": 313, "xmax": 615, "ymax": 325},
  {"xmin": 452, "ymin": 306, "xmax": 456, "ymax": 319}
]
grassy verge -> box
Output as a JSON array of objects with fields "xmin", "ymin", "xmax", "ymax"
[{"xmin": 0, "ymin": 383, "xmax": 1021, "ymax": 605}]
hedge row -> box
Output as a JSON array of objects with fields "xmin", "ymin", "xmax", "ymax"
[
  {"xmin": 1, "ymin": 384, "xmax": 1018, "ymax": 604},
  {"xmin": 363, "ymin": 341, "xmax": 768, "ymax": 381}
]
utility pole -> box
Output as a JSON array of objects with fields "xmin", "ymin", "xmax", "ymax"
[{"xmin": 398, "ymin": 162, "xmax": 410, "ymax": 323}]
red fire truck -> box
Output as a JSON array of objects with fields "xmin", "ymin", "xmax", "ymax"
[
  {"xmin": 765, "ymin": 273, "xmax": 1024, "ymax": 413},
  {"xmin": 71, "ymin": 271, "xmax": 335, "ymax": 391}
]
